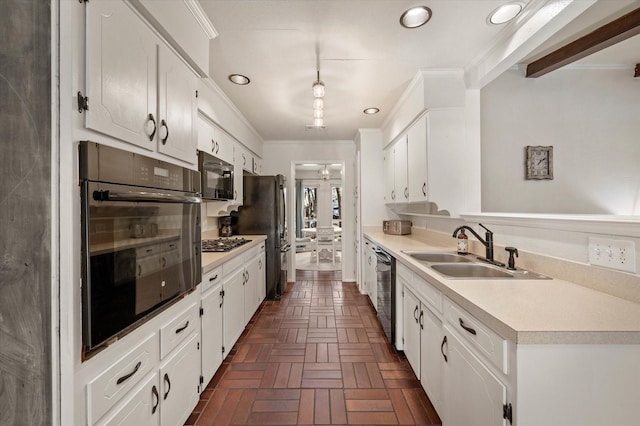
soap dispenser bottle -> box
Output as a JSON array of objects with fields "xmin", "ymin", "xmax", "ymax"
[{"xmin": 457, "ymin": 229, "xmax": 468, "ymax": 255}]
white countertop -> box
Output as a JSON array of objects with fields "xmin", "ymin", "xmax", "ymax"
[
  {"xmin": 364, "ymin": 228, "xmax": 640, "ymax": 345},
  {"xmin": 201, "ymin": 233, "xmax": 267, "ymax": 274}
]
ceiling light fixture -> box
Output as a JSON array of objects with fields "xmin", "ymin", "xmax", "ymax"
[
  {"xmin": 312, "ymin": 70, "xmax": 326, "ymax": 128},
  {"xmin": 363, "ymin": 107, "xmax": 380, "ymax": 115},
  {"xmin": 228, "ymin": 74, "xmax": 250, "ymax": 85},
  {"xmin": 488, "ymin": 2, "xmax": 523, "ymax": 25},
  {"xmin": 399, "ymin": 6, "xmax": 432, "ymax": 29},
  {"xmin": 319, "ymin": 165, "xmax": 330, "ymax": 180}
]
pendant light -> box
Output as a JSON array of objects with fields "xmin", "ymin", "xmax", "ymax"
[{"xmin": 312, "ymin": 70, "xmax": 325, "ymax": 127}]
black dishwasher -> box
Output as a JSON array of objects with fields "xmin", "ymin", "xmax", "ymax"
[{"xmin": 375, "ymin": 248, "xmax": 395, "ymax": 345}]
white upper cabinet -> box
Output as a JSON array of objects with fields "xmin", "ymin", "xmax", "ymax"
[
  {"xmin": 85, "ymin": 0, "xmax": 157, "ymax": 150},
  {"xmin": 197, "ymin": 115, "xmax": 234, "ymax": 165},
  {"xmin": 85, "ymin": 0, "xmax": 197, "ymax": 164},
  {"xmin": 383, "ymin": 145, "xmax": 395, "ymax": 202},
  {"xmin": 157, "ymin": 46, "xmax": 197, "ymax": 163},
  {"xmin": 407, "ymin": 116, "xmax": 427, "ymax": 202}
]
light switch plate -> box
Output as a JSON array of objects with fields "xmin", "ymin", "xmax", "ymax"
[{"xmin": 588, "ymin": 237, "xmax": 636, "ymax": 273}]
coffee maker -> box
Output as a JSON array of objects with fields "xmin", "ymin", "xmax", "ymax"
[{"xmin": 219, "ymin": 216, "xmax": 233, "ymax": 237}]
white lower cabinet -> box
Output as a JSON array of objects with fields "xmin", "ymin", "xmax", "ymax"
[
  {"xmin": 95, "ymin": 372, "xmax": 160, "ymax": 426},
  {"xmin": 223, "ymin": 265, "xmax": 246, "ymax": 354},
  {"xmin": 442, "ymin": 327, "xmax": 507, "ymax": 426},
  {"xmin": 158, "ymin": 333, "xmax": 201, "ymax": 426},
  {"xmin": 402, "ymin": 286, "xmax": 422, "ymax": 376},
  {"xmin": 420, "ymin": 306, "xmax": 444, "ymax": 415},
  {"xmin": 200, "ymin": 280, "xmax": 223, "ymax": 388}
]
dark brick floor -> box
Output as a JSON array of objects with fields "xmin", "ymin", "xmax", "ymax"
[{"xmin": 185, "ymin": 270, "xmax": 441, "ymax": 425}]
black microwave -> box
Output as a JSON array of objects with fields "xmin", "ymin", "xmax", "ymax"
[{"xmin": 198, "ymin": 151, "xmax": 234, "ymax": 200}]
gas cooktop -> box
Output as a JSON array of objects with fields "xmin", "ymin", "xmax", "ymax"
[{"xmin": 201, "ymin": 237, "xmax": 251, "ymax": 252}]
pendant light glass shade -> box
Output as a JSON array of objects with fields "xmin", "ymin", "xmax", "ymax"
[
  {"xmin": 312, "ymin": 81, "xmax": 325, "ymax": 98},
  {"xmin": 313, "ymin": 97, "xmax": 324, "ymax": 110},
  {"xmin": 313, "ymin": 109, "xmax": 324, "ymax": 119},
  {"xmin": 314, "ymin": 118, "xmax": 324, "ymax": 127}
]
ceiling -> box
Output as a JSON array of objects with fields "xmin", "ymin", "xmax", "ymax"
[{"xmin": 199, "ymin": 0, "xmax": 640, "ymax": 142}]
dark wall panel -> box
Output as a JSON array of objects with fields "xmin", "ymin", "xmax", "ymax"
[{"xmin": 0, "ymin": 1, "xmax": 52, "ymax": 425}]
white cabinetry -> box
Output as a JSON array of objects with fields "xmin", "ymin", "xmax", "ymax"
[
  {"xmin": 158, "ymin": 333, "xmax": 201, "ymax": 426},
  {"xmin": 397, "ymin": 262, "xmax": 445, "ymax": 416},
  {"xmin": 197, "ymin": 115, "xmax": 233, "ymax": 164},
  {"xmin": 363, "ymin": 240, "xmax": 377, "ymax": 309},
  {"xmin": 221, "ymin": 243, "xmax": 266, "ymax": 355},
  {"xmin": 443, "ymin": 328, "xmax": 507, "ymax": 426},
  {"xmin": 383, "ymin": 140, "xmax": 407, "ymax": 203},
  {"xmin": 200, "ymin": 266, "xmax": 223, "ymax": 388},
  {"xmin": 384, "ymin": 108, "xmax": 466, "ymax": 211},
  {"xmin": 85, "ymin": 296, "xmax": 201, "ymax": 426},
  {"xmin": 85, "ymin": 0, "xmax": 197, "ymax": 164}
]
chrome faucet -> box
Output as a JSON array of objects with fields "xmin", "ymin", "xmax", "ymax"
[{"xmin": 452, "ymin": 223, "xmax": 505, "ymax": 267}]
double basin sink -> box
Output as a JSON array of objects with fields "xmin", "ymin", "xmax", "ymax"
[{"xmin": 403, "ymin": 251, "xmax": 549, "ymax": 280}]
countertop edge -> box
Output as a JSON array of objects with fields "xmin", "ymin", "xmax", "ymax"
[
  {"xmin": 201, "ymin": 235, "xmax": 267, "ymax": 274},
  {"xmin": 364, "ymin": 228, "xmax": 640, "ymax": 345}
]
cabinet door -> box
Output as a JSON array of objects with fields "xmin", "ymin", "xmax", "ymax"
[
  {"xmin": 157, "ymin": 46, "xmax": 197, "ymax": 164},
  {"xmin": 223, "ymin": 267, "xmax": 246, "ymax": 350},
  {"xmin": 245, "ymin": 255, "xmax": 261, "ymax": 323},
  {"xmin": 214, "ymin": 129, "xmax": 234, "ymax": 164},
  {"xmin": 420, "ymin": 306, "xmax": 444, "ymax": 415},
  {"xmin": 394, "ymin": 137, "xmax": 408, "ymax": 202},
  {"xmin": 233, "ymin": 144, "xmax": 244, "ymax": 206},
  {"xmin": 383, "ymin": 146, "xmax": 395, "ymax": 203},
  {"xmin": 443, "ymin": 328, "xmax": 507, "ymax": 426},
  {"xmin": 86, "ymin": 0, "xmax": 157, "ymax": 150},
  {"xmin": 201, "ymin": 285, "xmax": 223, "ymax": 387},
  {"xmin": 407, "ymin": 116, "xmax": 428, "ymax": 203},
  {"xmin": 367, "ymin": 249, "xmax": 378, "ymax": 310},
  {"xmin": 257, "ymin": 252, "xmax": 266, "ymax": 302},
  {"xmin": 159, "ymin": 333, "xmax": 200, "ymax": 426},
  {"xmin": 402, "ymin": 287, "xmax": 421, "ymax": 378},
  {"xmin": 96, "ymin": 373, "xmax": 160, "ymax": 426},
  {"xmin": 197, "ymin": 115, "xmax": 216, "ymax": 155}
]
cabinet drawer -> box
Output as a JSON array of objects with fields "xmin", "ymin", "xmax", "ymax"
[
  {"xmin": 159, "ymin": 302, "xmax": 198, "ymax": 359},
  {"xmin": 223, "ymin": 251, "xmax": 246, "ymax": 276},
  {"xmin": 444, "ymin": 299, "xmax": 507, "ymax": 374},
  {"xmin": 397, "ymin": 262, "xmax": 413, "ymax": 290},
  {"xmin": 87, "ymin": 333, "xmax": 157, "ymax": 424},
  {"xmin": 201, "ymin": 266, "xmax": 222, "ymax": 293},
  {"xmin": 414, "ymin": 275, "xmax": 442, "ymax": 314},
  {"xmin": 244, "ymin": 243, "xmax": 262, "ymax": 260}
]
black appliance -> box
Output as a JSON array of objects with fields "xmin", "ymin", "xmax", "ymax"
[
  {"xmin": 198, "ymin": 150, "xmax": 234, "ymax": 200},
  {"xmin": 80, "ymin": 141, "xmax": 202, "ymax": 354},
  {"xmin": 375, "ymin": 248, "xmax": 396, "ymax": 345},
  {"xmin": 232, "ymin": 175, "xmax": 289, "ymax": 299}
]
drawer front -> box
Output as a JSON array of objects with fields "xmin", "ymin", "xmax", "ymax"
[
  {"xmin": 201, "ymin": 266, "xmax": 222, "ymax": 293},
  {"xmin": 414, "ymin": 275, "xmax": 442, "ymax": 314},
  {"xmin": 444, "ymin": 299, "xmax": 507, "ymax": 374},
  {"xmin": 159, "ymin": 302, "xmax": 198, "ymax": 359},
  {"xmin": 223, "ymin": 251, "xmax": 246, "ymax": 276},
  {"xmin": 244, "ymin": 243, "xmax": 262, "ymax": 259},
  {"xmin": 396, "ymin": 262, "xmax": 414, "ymax": 290},
  {"xmin": 87, "ymin": 333, "xmax": 157, "ymax": 424}
]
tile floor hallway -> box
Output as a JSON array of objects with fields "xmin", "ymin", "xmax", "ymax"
[{"xmin": 185, "ymin": 270, "xmax": 441, "ymax": 425}]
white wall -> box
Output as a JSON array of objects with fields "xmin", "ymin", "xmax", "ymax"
[
  {"xmin": 261, "ymin": 140, "xmax": 357, "ymax": 281},
  {"xmin": 481, "ymin": 67, "xmax": 640, "ymax": 215}
]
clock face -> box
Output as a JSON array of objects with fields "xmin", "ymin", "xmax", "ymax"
[{"xmin": 526, "ymin": 146, "xmax": 553, "ymax": 180}]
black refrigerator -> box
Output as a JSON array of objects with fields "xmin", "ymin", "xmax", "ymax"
[{"xmin": 232, "ymin": 175, "xmax": 289, "ymax": 299}]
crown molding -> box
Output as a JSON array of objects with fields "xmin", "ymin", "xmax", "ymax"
[{"xmin": 184, "ymin": 0, "xmax": 218, "ymax": 40}]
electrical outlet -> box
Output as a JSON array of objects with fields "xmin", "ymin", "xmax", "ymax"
[{"xmin": 588, "ymin": 237, "xmax": 636, "ymax": 273}]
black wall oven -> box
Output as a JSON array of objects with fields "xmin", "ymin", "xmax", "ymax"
[{"xmin": 80, "ymin": 142, "xmax": 201, "ymax": 354}]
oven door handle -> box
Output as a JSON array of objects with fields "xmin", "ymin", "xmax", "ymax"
[{"xmin": 93, "ymin": 190, "xmax": 201, "ymax": 204}]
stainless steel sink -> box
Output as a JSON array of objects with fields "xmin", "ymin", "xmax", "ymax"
[
  {"xmin": 403, "ymin": 251, "xmax": 473, "ymax": 263},
  {"xmin": 430, "ymin": 263, "xmax": 550, "ymax": 280},
  {"xmin": 431, "ymin": 263, "xmax": 514, "ymax": 278}
]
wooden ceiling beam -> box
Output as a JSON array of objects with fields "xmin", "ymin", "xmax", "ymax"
[{"xmin": 526, "ymin": 7, "xmax": 640, "ymax": 78}]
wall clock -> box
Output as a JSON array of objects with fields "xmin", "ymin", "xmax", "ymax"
[{"xmin": 525, "ymin": 145, "xmax": 553, "ymax": 180}]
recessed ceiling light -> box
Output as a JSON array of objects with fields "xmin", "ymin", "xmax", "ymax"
[
  {"xmin": 400, "ymin": 6, "xmax": 432, "ymax": 29},
  {"xmin": 363, "ymin": 107, "xmax": 380, "ymax": 115},
  {"xmin": 488, "ymin": 2, "xmax": 523, "ymax": 25},
  {"xmin": 228, "ymin": 74, "xmax": 250, "ymax": 85}
]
